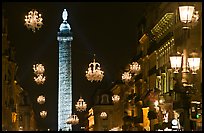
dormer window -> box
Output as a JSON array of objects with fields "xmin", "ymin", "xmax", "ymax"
[{"xmin": 101, "ymin": 94, "xmax": 109, "ymax": 104}]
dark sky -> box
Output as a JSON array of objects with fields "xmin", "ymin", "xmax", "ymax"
[{"xmin": 3, "ymin": 2, "xmax": 156, "ymax": 131}]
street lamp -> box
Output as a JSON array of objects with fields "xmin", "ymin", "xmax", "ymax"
[
  {"xmin": 169, "ymin": 4, "xmax": 201, "ymax": 131},
  {"xmin": 169, "ymin": 51, "xmax": 200, "ymax": 74},
  {"xmin": 169, "ymin": 52, "xmax": 183, "ymax": 73},
  {"xmin": 179, "ymin": 5, "xmax": 199, "ymax": 29},
  {"xmin": 179, "ymin": 6, "xmax": 195, "ymax": 23},
  {"xmin": 187, "ymin": 52, "xmax": 200, "ymax": 74}
]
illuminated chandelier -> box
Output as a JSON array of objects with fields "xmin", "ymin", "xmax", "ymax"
[
  {"xmin": 85, "ymin": 56, "xmax": 104, "ymax": 82},
  {"xmin": 75, "ymin": 97, "xmax": 87, "ymax": 112},
  {"xmin": 112, "ymin": 94, "xmax": 120, "ymax": 103},
  {"xmin": 24, "ymin": 9, "xmax": 43, "ymax": 32},
  {"xmin": 37, "ymin": 95, "xmax": 45, "ymax": 104},
  {"xmin": 129, "ymin": 62, "xmax": 141, "ymax": 75},
  {"xmin": 100, "ymin": 112, "xmax": 108, "ymax": 119},
  {"xmin": 122, "ymin": 71, "xmax": 132, "ymax": 83},
  {"xmin": 33, "ymin": 63, "xmax": 46, "ymax": 85},
  {"xmin": 40, "ymin": 110, "xmax": 47, "ymax": 118},
  {"xmin": 66, "ymin": 114, "xmax": 79, "ymax": 125},
  {"xmin": 33, "ymin": 64, "xmax": 45, "ymax": 75},
  {"xmin": 34, "ymin": 74, "xmax": 46, "ymax": 85}
]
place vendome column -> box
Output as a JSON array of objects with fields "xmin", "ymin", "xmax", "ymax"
[{"xmin": 57, "ymin": 9, "xmax": 73, "ymax": 131}]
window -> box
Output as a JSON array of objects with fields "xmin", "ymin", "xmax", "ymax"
[{"xmin": 101, "ymin": 94, "xmax": 109, "ymax": 104}]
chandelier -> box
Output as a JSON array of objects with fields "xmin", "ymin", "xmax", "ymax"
[
  {"xmin": 122, "ymin": 71, "xmax": 132, "ymax": 83},
  {"xmin": 33, "ymin": 64, "xmax": 45, "ymax": 75},
  {"xmin": 75, "ymin": 97, "xmax": 87, "ymax": 112},
  {"xmin": 33, "ymin": 63, "xmax": 46, "ymax": 85},
  {"xmin": 34, "ymin": 74, "xmax": 46, "ymax": 85},
  {"xmin": 112, "ymin": 94, "xmax": 120, "ymax": 103},
  {"xmin": 24, "ymin": 9, "xmax": 43, "ymax": 32},
  {"xmin": 85, "ymin": 57, "xmax": 104, "ymax": 82},
  {"xmin": 40, "ymin": 110, "xmax": 47, "ymax": 118},
  {"xmin": 37, "ymin": 95, "xmax": 45, "ymax": 104},
  {"xmin": 66, "ymin": 114, "xmax": 79, "ymax": 125},
  {"xmin": 129, "ymin": 62, "xmax": 141, "ymax": 75},
  {"xmin": 100, "ymin": 112, "xmax": 108, "ymax": 119}
]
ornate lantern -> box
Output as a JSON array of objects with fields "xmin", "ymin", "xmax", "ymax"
[
  {"xmin": 37, "ymin": 95, "xmax": 45, "ymax": 104},
  {"xmin": 169, "ymin": 52, "xmax": 182, "ymax": 73},
  {"xmin": 75, "ymin": 97, "xmax": 87, "ymax": 112},
  {"xmin": 188, "ymin": 52, "xmax": 200, "ymax": 74},
  {"xmin": 179, "ymin": 6, "xmax": 195, "ymax": 23},
  {"xmin": 25, "ymin": 9, "xmax": 43, "ymax": 32},
  {"xmin": 40, "ymin": 110, "xmax": 47, "ymax": 118},
  {"xmin": 66, "ymin": 114, "xmax": 79, "ymax": 125}
]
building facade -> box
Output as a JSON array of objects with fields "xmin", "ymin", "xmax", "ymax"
[
  {"xmin": 134, "ymin": 2, "xmax": 202, "ymax": 131},
  {"xmin": 87, "ymin": 87, "xmax": 114, "ymax": 131},
  {"xmin": 2, "ymin": 11, "xmax": 37, "ymax": 131},
  {"xmin": 87, "ymin": 2, "xmax": 202, "ymax": 131}
]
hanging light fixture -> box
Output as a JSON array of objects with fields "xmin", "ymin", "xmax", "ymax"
[
  {"xmin": 187, "ymin": 52, "xmax": 200, "ymax": 74},
  {"xmin": 100, "ymin": 112, "xmax": 108, "ymax": 119},
  {"xmin": 129, "ymin": 62, "xmax": 141, "ymax": 75},
  {"xmin": 24, "ymin": 9, "xmax": 43, "ymax": 32},
  {"xmin": 37, "ymin": 95, "xmax": 45, "ymax": 104},
  {"xmin": 66, "ymin": 114, "xmax": 79, "ymax": 125},
  {"xmin": 75, "ymin": 97, "xmax": 87, "ymax": 112},
  {"xmin": 85, "ymin": 55, "xmax": 104, "ymax": 82},
  {"xmin": 112, "ymin": 94, "xmax": 120, "ymax": 103},
  {"xmin": 122, "ymin": 71, "xmax": 132, "ymax": 82},
  {"xmin": 33, "ymin": 64, "xmax": 45, "ymax": 76},
  {"xmin": 34, "ymin": 74, "xmax": 46, "ymax": 85},
  {"xmin": 40, "ymin": 110, "xmax": 47, "ymax": 118}
]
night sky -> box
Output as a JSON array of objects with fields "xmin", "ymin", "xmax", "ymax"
[{"xmin": 3, "ymin": 2, "xmax": 157, "ymax": 131}]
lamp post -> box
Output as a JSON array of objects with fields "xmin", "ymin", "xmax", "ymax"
[
  {"xmin": 170, "ymin": 50, "xmax": 200, "ymax": 131},
  {"xmin": 169, "ymin": 4, "xmax": 201, "ymax": 131}
]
